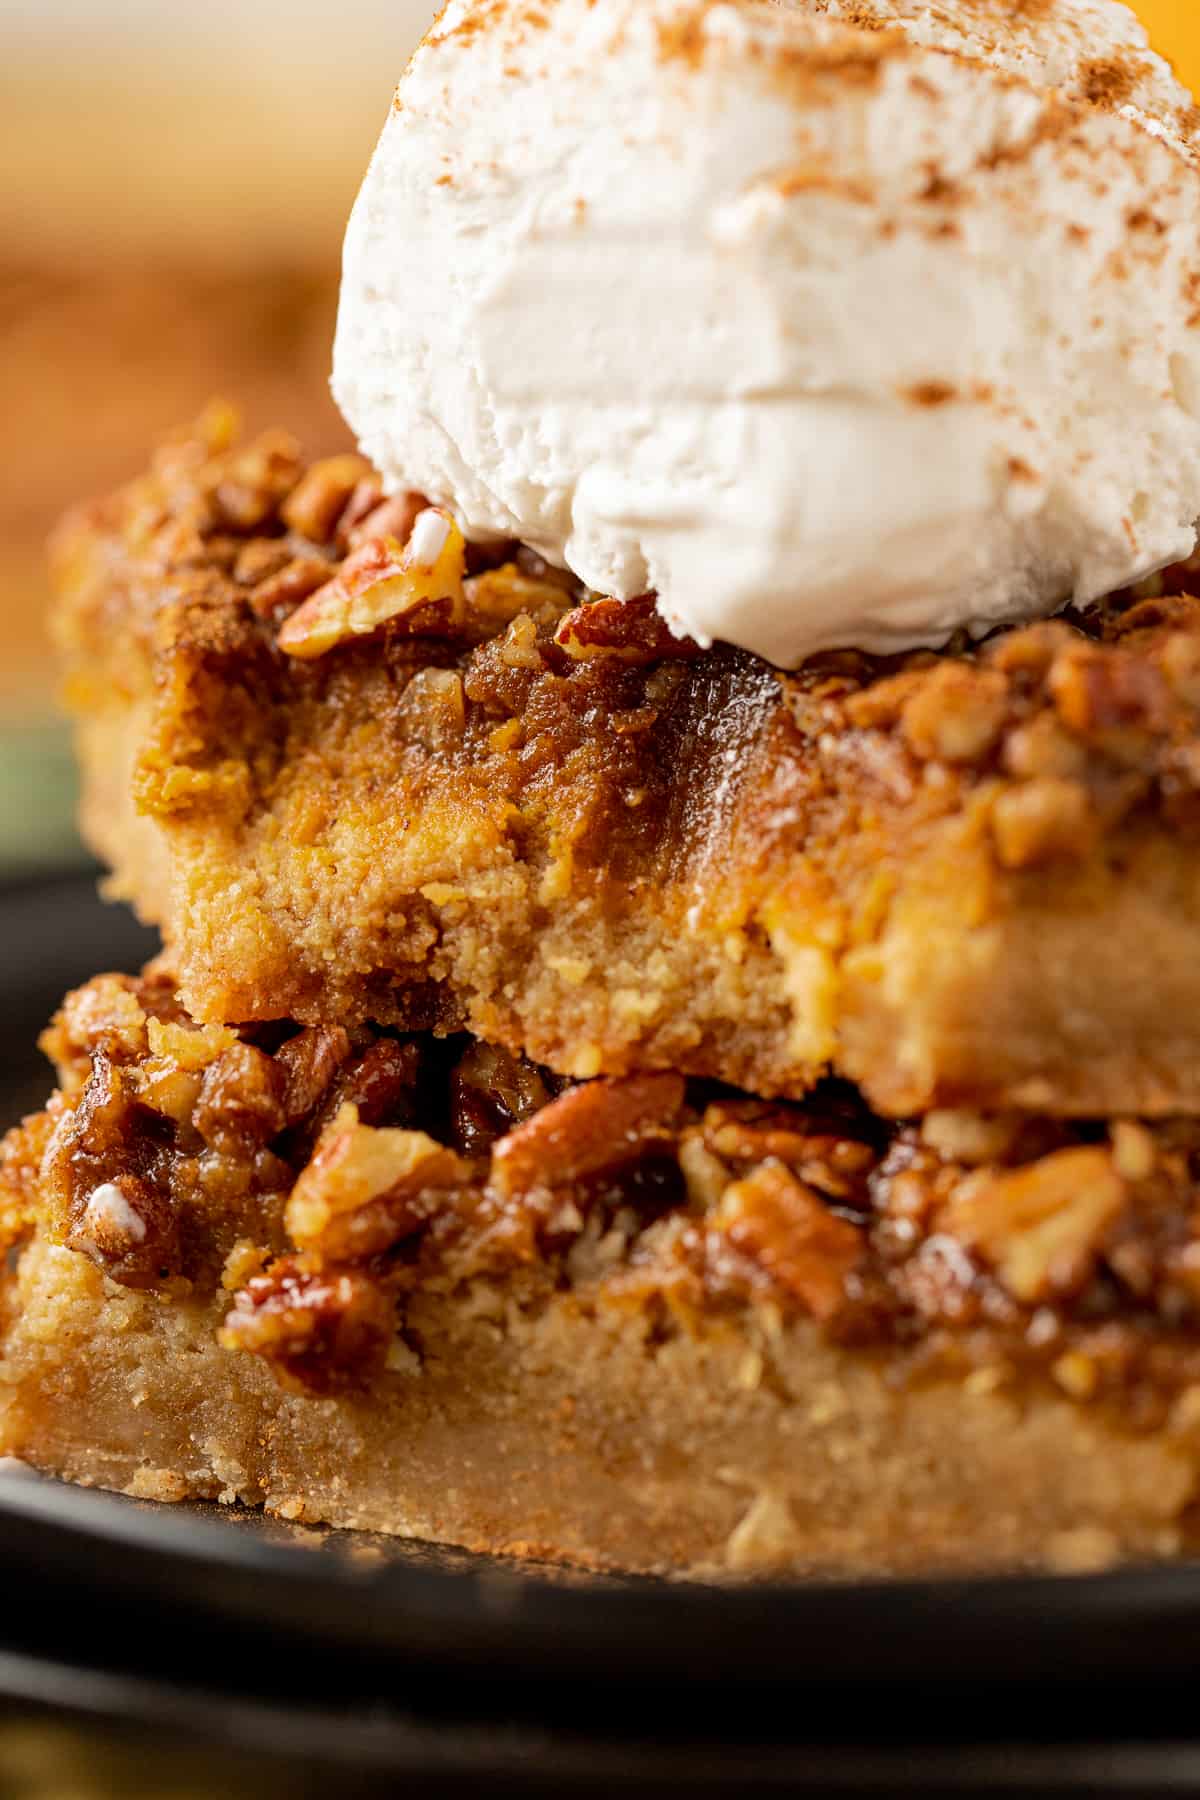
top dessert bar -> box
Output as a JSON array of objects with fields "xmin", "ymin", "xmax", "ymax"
[{"xmin": 51, "ymin": 410, "xmax": 1200, "ymax": 1118}]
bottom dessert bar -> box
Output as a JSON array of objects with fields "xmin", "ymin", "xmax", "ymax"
[{"xmin": 3, "ymin": 967, "xmax": 1200, "ymax": 1574}]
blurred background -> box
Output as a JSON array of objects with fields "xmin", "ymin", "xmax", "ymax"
[
  {"xmin": 0, "ymin": 0, "xmax": 436, "ymax": 872},
  {"xmin": 0, "ymin": 0, "xmax": 1196, "ymax": 873}
]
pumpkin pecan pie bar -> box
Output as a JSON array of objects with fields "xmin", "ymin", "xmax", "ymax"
[
  {"xmin": 4, "ymin": 965, "xmax": 1200, "ymax": 1573},
  {"xmin": 50, "ymin": 412, "xmax": 1200, "ymax": 1118}
]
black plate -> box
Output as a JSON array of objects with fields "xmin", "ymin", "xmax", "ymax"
[
  {"xmin": 6, "ymin": 1464, "xmax": 1200, "ymax": 1694},
  {"xmin": 4, "ymin": 873, "xmax": 1200, "ymax": 1790},
  {"xmin": 6, "ymin": 1471, "xmax": 1200, "ymax": 1796}
]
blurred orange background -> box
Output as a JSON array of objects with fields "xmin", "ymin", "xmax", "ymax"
[
  {"xmin": 0, "ymin": 3, "xmax": 437, "ymax": 734},
  {"xmin": 1136, "ymin": 0, "xmax": 1199, "ymax": 87},
  {"xmin": 0, "ymin": 2, "xmax": 438, "ymax": 868}
]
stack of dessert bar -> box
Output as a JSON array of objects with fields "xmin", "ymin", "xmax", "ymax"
[{"xmin": 4, "ymin": 405, "xmax": 1200, "ymax": 1574}]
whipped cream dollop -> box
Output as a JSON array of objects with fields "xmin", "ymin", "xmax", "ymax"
[{"xmin": 333, "ymin": 0, "xmax": 1200, "ymax": 664}]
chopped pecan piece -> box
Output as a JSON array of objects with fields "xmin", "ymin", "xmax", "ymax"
[
  {"xmin": 554, "ymin": 595, "xmax": 703, "ymax": 665},
  {"xmin": 986, "ymin": 620, "xmax": 1072, "ymax": 680},
  {"xmin": 900, "ymin": 664, "xmax": 1009, "ymax": 765},
  {"xmin": 677, "ymin": 1131, "xmax": 731, "ymax": 1212},
  {"xmin": 233, "ymin": 540, "xmax": 293, "ymax": 587},
  {"xmin": 990, "ymin": 778, "xmax": 1095, "ymax": 869},
  {"xmin": 274, "ymin": 1026, "xmax": 352, "ymax": 1125},
  {"xmin": 943, "ymin": 1146, "xmax": 1127, "ymax": 1304},
  {"xmin": 919, "ymin": 1110, "xmax": 1024, "ymax": 1167},
  {"xmin": 48, "ymin": 1053, "xmax": 137, "ymax": 1175},
  {"xmin": 220, "ymin": 1255, "xmax": 394, "ymax": 1395},
  {"xmin": 450, "ymin": 1041, "xmax": 550, "ymax": 1157},
  {"xmin": 1049, "ymin": 642, "xmax": 1171, "ymax": 750},
  {"xmin": 278, "ymin": 509, "xmax": 467, "ymax": 658},
  {"xmin": 464, "ymin": 564, "xmax": 572, "ymax": 636},
  {"xmin": 192, "ymin": 1042, "xmax": 286, "ymax": 1155},
  {"xmin": 132, "ymin": 1049, "xmax": 207, "ymax": 1129},
  {"xmin": 1002, "ymin": 713, "xmax": 1089, "ymax": 782},
  {"xmin": 45, "ymin": 1054, "xmax": 183, "ymax": 1288},
  {"xmin": 340, "ymin": 488, "xmax": 428, "ymax": 553},
  {"xmin": 489, "ymin": 1073, "xmax": 686, "ymax": 1201},
  {"xmin": 699, "ymin": 1100, "xmax": 879, "ymax": 1202},
  {"xmin": 247, "ymin": 553, "xmax": 334, "ymax": 619},
  {"xmin": 49, "ymin": 975, "xmax": 149, "ymax": 1072},
  {"xmin": 285, "ymin": 1104, "xmax": 472, "ymax": 1260},
  {"xmin": 333, "ymin": 474, "xmax": 384, "ymax": 544},
  {"xmin": 1111, "ymin": 1120, "xmax": 1156, "ymax": 1183},
  {"xmin": 319, "ymin": 1039, "xmax": 423, "ymax": 1132},
  {"xmin": 212, "ymin": 432, "xmax": 303, "ymax": 532},
  {"xmin": 496, "ymin": 613, "xmax": 545, "ymax": 671},
  {"xmin": 843, "ymin": 668, "xmax": 928, "ymax": 733},
  {"xmin": 65, "ymin": 1173, "xmax": 180, "ymax": 1291},
  {"xmin": 280, "ymin": 454, "xmax": 372, "ymax": 544},
  {"xmin": 707, "ymin": 1161, "xmax": 862, "ymax": 1320}
]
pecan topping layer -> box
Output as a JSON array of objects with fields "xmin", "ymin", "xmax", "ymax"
[
  {"xmin": 8, "ymin": 967, "xmax": 1200, "ymax": 1417},
  {"xmin": 54, "ymin": 415, "xmax": 1200, "ymax": 877}
]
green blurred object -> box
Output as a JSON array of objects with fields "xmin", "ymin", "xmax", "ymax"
[{"xmin": 0, "ymin": 722, "xmax": 87, "ymax": 877}]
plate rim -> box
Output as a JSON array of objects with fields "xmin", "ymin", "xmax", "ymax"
[{"xmin": 3, "ymin": 1471, "xmax": 1200, "ymax": 1691}]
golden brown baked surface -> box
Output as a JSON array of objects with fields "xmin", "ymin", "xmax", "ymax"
[
  {"xmin": 4, "ymin": 966, "xmax": 1200, "ymax": 1571},
  {"xmin": 50, "ymin": 413, "xmax": 1200, "ymax": 1116}
]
